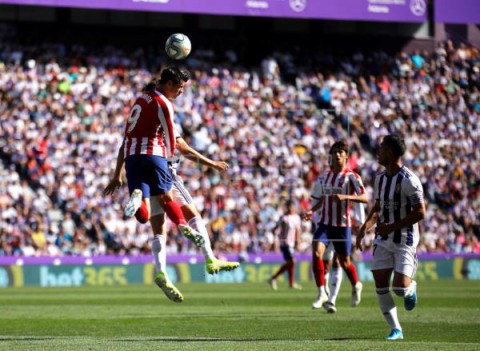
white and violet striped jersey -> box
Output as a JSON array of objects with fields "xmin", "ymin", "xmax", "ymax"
[{"xmin": 374, "ymin": 166, "xmax": 424, "ymax": 246}]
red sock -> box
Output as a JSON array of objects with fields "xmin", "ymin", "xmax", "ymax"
[
  {"xmin": 312, "ymin": 256, "xmax": 325, "ymax": 287},
  {"xmin": 345, "ymin": 262, "xmax": 359, "ymax": 286},
  {"xmin": 135, "ymin": 200, "xmax": 149, "ymax": 224},
  {"xmin": 272, "ymin": 263, "xmax": 289, "ymax": 280},
  {"xmin": 162, "ymin": 198, "xmax": 186, "ymax": 226},
  {"xmin": 287, "ymin": 262, "xmax": 295, "ymax": 286}
]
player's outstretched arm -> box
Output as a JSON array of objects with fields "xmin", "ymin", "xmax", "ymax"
[
  {"xmin": 175, "ymin": 137, "xmax": 229, "ymax": 173},
  {"xmin": 104, "ymin": 141, "xmax": 125, "ymax": 196}
]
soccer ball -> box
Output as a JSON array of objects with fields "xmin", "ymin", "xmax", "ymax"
[{"xmin": 165, "ymin": 33, "xmax": 192, "ymax": 60}]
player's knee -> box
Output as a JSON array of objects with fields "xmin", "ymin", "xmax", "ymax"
[
  {"xmin": 158, "ymin": 191, "xmax": 173, "ymax": 203},
  {"xmin": 338, "ymin": 256, "xmax": 350, "ymax": 268}
]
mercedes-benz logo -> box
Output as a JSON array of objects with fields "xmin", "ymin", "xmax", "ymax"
[
  {"xmin": 410, "ymin": 0, "xmax": 426, "ymax": 17},
  {"xmin": 290, "ymin": 0, "xmax": 307, "ymax": 12}
]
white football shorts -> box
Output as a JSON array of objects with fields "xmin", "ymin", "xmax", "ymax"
[
  {"xmin": 150, "ymin": 174, "xmax": 193, "ymax": 217},
  {"xmin": 370, "ymin": 236, "xmax": 418, "ymax": 278}
]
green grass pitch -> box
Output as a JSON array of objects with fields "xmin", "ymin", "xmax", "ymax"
[{"xmin": 0, "ymin": 280, "xmax": 479, "ymax": 350}]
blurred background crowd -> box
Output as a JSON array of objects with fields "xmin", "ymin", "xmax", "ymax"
[{"xmin": 0, "ymin": 24, "xmax": 479, "ymax": 258}]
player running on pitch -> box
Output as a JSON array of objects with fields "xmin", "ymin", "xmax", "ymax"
[
  {"xmin": 356, "ymin": 134, "xmax": 425, "ymax": 340},
  {"xmin": 304, "ymin": 140, "xmax": 368, "ymax": 312}
]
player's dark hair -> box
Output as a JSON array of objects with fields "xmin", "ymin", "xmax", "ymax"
[
  {"xmin": 329, "ymin": 140, "xmax": 349, "ymax": 155},
  {"xmin": 159, "ymin": 66, "xmax": 191, "ymax": 85},
  {"xmin": 383, "ymin": 134, "xmax": 406, "ymax": 157},
  {"xmin": 143, "ymin": 80, "xmax": 157, "ymax": 93}
]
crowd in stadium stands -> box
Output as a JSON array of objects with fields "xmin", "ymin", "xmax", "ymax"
[{"xmin": 0, "ymin": 28, "xmax": 479, "ymax": 258}]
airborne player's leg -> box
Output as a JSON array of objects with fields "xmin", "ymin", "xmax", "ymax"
[
  {"xmin": 171, "ymin": 176, "xmax": 239, "ymax": 274},
  {"xmin": 137, "ymin": 155, "xmax": 204, "ymax": 243},
  {"xmin": 124, "ymin": 189, "xmax": 145, "ymax": 219},
  {"xmin": 150, "ymin": 213, "xmax": 184, "ymax": 303},
  {"xmin": 151, "ymin": 176, "xmax": 240, "ymax": 274},
  {"xmin": 123, "ymin": 156, "xmax": 152, "ymax": 222},
  {"xmin": 183, "ymin": 203, "xmax": 240, "ymax": 274}
]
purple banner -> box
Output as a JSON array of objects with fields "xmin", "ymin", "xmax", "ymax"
[
  {"xmin": 0, "ymin": 0, "xmax": 427, "ymax": 22},
  {"xmin": 435, "ymin": 0, "xmax": 480, "ymax": 24},
  {"xmin": 0, "ymin": 252, "xmax": 478, "ymax": 266}
]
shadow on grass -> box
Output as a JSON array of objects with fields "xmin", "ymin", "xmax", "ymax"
[
  {"xmin": 116, "ymin": 337, "xmax": 372, "ymax": 342},
  {"xmin": 0, "ymin": 337, "xmax": 54, "ymax": 341}
]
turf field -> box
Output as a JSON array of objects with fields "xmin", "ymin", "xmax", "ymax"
[{"xmin": 0, "ymin": 280, "xmax": 479, "ymax": 351}]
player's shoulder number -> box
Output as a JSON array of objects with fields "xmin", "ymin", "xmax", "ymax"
[{"xmin": 127, "ymin": 104, "xmax": 142, "ymax": 133}]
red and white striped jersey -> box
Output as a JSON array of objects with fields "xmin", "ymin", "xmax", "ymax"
[
  {"xmin": 123, "ymin": 91, "xmax": 180, "ymax": 159},
  {"xmin": 311, "ymin": 168, "xmax": 366, "ymax": 228}
]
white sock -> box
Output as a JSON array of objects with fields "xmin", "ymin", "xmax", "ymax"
[
  {"xmin": 376, "ymin": 287, "xmax": 402, "ymax": 330},
  {"xmin": 152, "ymin": 234, "xmax": 167, "ymax": 274},
  {"xmin": 318, "ymin": 285, "xmax": 326, "ymax": 296},
  {"xmin": 324, "ymin": 272, "xmax": 330, "ymax": 295},
  {"xmin": 188, "ymin": 217, "xmax": 216, "ymax": 261},
  {"xmin": 393, "ymin": 281, "xmax": 415, "ymax": 297},
  {"xmin": 328, "ymin": 267, "xmax": 343, "ymax": 305}
]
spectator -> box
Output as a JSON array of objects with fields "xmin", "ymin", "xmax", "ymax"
[{"xmin": 0, "ymin": 29, "xmax": 478, "ymax": 257}]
